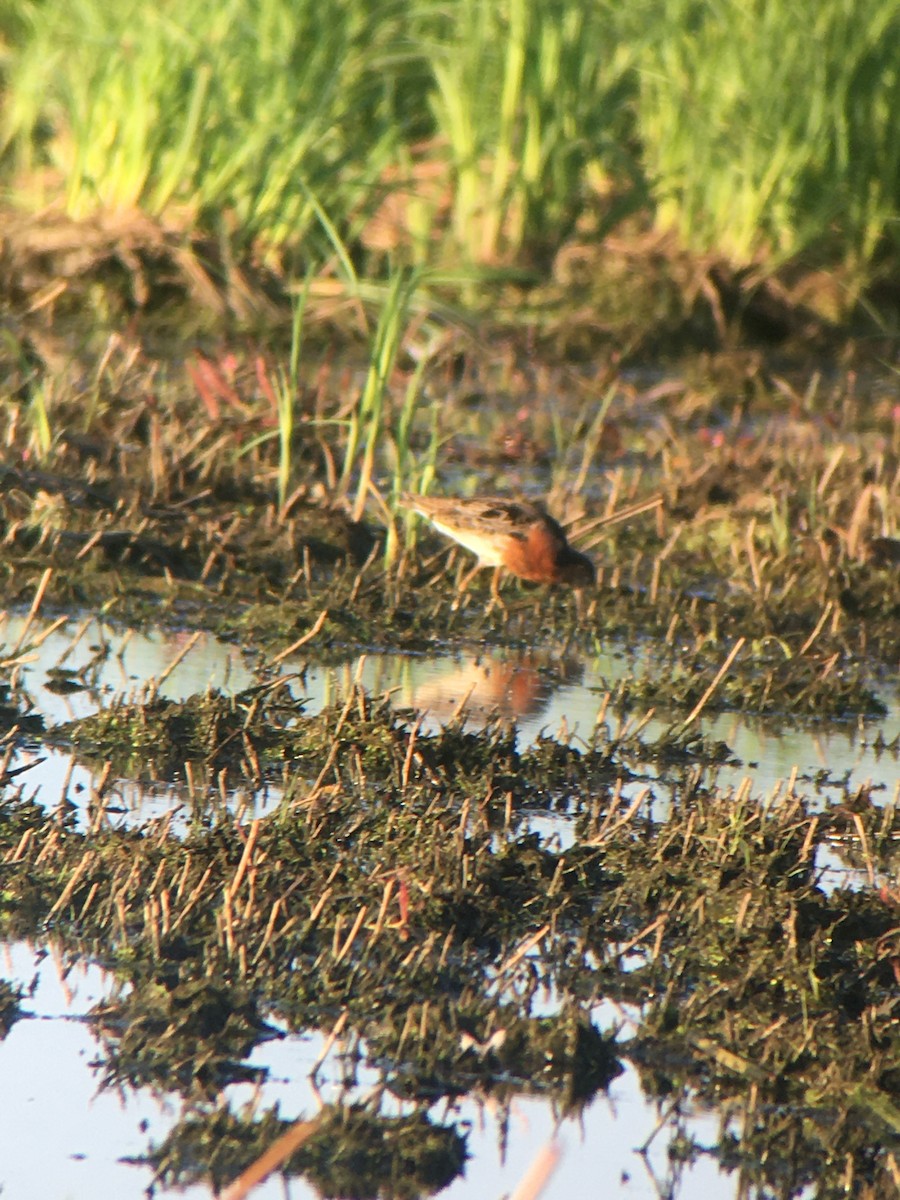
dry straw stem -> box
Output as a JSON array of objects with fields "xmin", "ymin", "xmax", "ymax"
[
  {"xmin": 845, "ymin": 484, "xmax": 877, "ymax": 560},
  {"xmin": 509, "ymin": 1140, "xmax": 563, "ymax": 1200},
  {"xmin": 170, "ymin": 865, "xmax": 214, "ymax": 930},
  {"xmin": 13, "ymin": 615, "xmax": 68, "ymax": 658},
  {"xmin": 219, "ymin": 1115, "xmax": 323, "ymax": 1200},
  {"xmin": 490, "ymin": 923, "xmax": 550, "ymax": 992},
  {"xmin": 301, "ymin": 691, "xmax": 359, "ymax": 803},
  {"xmin": 681, "ymin": 636, "xmax": 747, "ymax": 729},
  {"xmin": 7, "ymin": 567, "xmax": 54, "ymax": 658},
  {"xmin": 309, "ymin": 1009, "xmax": 350, "ymax": 1078},
  {"xmin": 400, "ymin": 716, "xmax": 424, "ymax": 793},
  {"xmin": 448, "ymin": 682, "xmax": 478, "ymax": 724},
  {"xmin": 614, "ymin": 913, "xmax": 668, "ymax": 960},
  {"xmin": 75, "ymin": 529, "xmax": 105, "ymax": 560},
  {"xmin": 365, "ymin": 877, "xmax": 396, "ymax": 948},
  {"xmin": 52, "ymin": 614, "xmax": 96, "ymax": 672},
  {"xmin": 798, "ymin": 600, "xmax": 834, "ymax": 657},
  {"xmin": 149, "ymin": 630, "xmax": 203, "ymax": 694},
  {"xmin": 270, "ymin": 608, "xmax": 329, "ymax": 663},
  {"xmin": 334, "ymin": 905, "xmax": 369, "ymax": 963},
  {"xmin": 588, "ymin": 785, "xmax": 652, "ymax": 845},
  {"xmin": 570, "ymin": 493, "xmax": 664, "ymax": 551},
  {"xmin": 852, "ymin": 812, "xmax": 876, "ymax": 887},
  {"xmin": 48, "ymin": 851, "xmax": 97, "ymax": 917},
  {"xmin": 227, "ymin": 818, "xmax": 261, "ymax": 900}
]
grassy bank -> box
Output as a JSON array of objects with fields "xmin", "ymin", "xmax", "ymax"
[{"xmin": 1, "ymin": 0, "xmax": 898, "ymax": 319}]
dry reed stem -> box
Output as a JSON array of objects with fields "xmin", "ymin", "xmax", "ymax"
[
  {"xmin": 150, "ymin": 630, "xmax": 203, "ymax": 693},
  {"xmin": 799, "ymin": 817, "xmax": 819, "ymax": 862},
  {"xmin": 219, "ymin": 1116, "xmax": 323, "ymax": 1200},
  {"xmin": 508, "ymin": 1140, "xmax": 563, "ymax": 1200},
  {"xmin": 448, "ymin": 683, "xmax": 477, "ymax": 724},
  {"xmin": 798, "ymin": 601, "xmax": 834, "ymax": 657},
  {"xmin": 308, "ymin": 887, "xmax": 333, "ymax": 925},
  {"xmin": 366, "ymin": 878, "xmax": 395, "ymax": 949},
  {"xmin": 309, "ymin": 1010, "xmax": 350, "ymax": 1078},
  {"xmin": 8, "ymin": 567, "xmax": 53, "ymax": 657},
  {"xmin": 48, "ymin": 851, "xmax": 96, "ymax": 917},
  {"xmin": 148, "ymin": 858, "xmax": 167, "ymax": 895},
  {"xmin": 271, "ymin": 609, "xmax": 329, "ymax": 663},
  {"xmin": 571, "ymin": 493, "xmax": 664, "ymax": 546},
  {"xmin": 852, "ymin": 812, "xmax": 876, "ymax": 887},
  {"xmin": 174, "ymin": 853, "xmax": 193, "ymax": 901},
  {"xmin": 816, "ymin": 446, "xmax": 844, "ymax": 497},
  {"xmin": 75, "ymin": 530, "xmax": 105, "ymax": 560},
  {"xmin": 22, "ymin": 614, "xmax": 69, "ymax": 652},
  {"xmin": 745, "ymin": 519, "xmax": 762, "ymax": 591},
  {"xmin": 221, "ymin": 887, "xmax": 236, "ymax": 955},
  {"xmin": 615, "ymin": 914, "xmax": 668, "ymax": 959},
  {"xmin": 846, "ymin": 485, "xmax": 874, "ymax": 559},
  {"xmin": 227, "ymin": 819, "xmax": 261, "ymax": 900},
  {"xmin": 628, "ymin": 709, "xmax": 656, "ymax": 740},
  {"xmin": 171, "ymin": 865, "xmax": 214, "ymax": 930},
  {"xmin": 588, "ymin": 786, "xmax": 651, "ymax": 845},
  {"xmin": 491, "ymin": 924, "xmax": 550, "ymax": 990},
  {"xmin": 349, "ymin": 550, "xmax": 384, "ymax": 607},
  {"xmin": 681, "ymin": 636, "xmax": 747, "ymax": 729},
  {"xmin": 400, "ymin": 716, "xmax": 423, "ymax": 793},
  {"xmin": 254, "ymin": 898, "xmax": 283, "ymax": 962},
  {"xmin": 300, "ymin": 677, "xmax": 364, "ymax": 803},
  {"xmin": 334, "ymin": 905, "xmax": 368, "ymax": 963},
  {"xmin": 5, "ymin": 828, "xmax": 35, "ymax": 863},
  {"xmin": 90, "ymin": 760, "xmax": 113, "ymax": 804},
  {"xmin": 76, "ymin": 880, "xmax": 100, "ymax": 921},
  {"xmin": 733, "ymin": 891, "xmax": 753, "ymax": 934}
]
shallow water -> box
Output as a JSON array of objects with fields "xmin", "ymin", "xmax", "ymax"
[
  {"xmin": 0, "ymin": 614, "xmax": 895, "ymax": 1198},
  {"xmin": 0, "ymin": 942, "xmax": 745, "ymax": 1200},
  {"xmin": 4, "ymin": 615, "xmax": 897, "ymax": 823},
  {"xmin": 3, "ymin": 615, "xmax": 896, "ymax": 901}
]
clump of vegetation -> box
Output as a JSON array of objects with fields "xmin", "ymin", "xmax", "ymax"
[
  {"xmin": 0, "ymin": 339, "xmax": 897, "ymax": 725},
  {"xmin": 0, "ymin": 977, "xmax": 23, "ymax": 1038},
  {"xmin": 147, "ymin": 1103, "xmax": 468, "ymax": 1198},
  {"xmin": 1, "ymin": 689, "xmax": 899, "ymax": 1195},
  {"xmin": 0, "ymin": 0, "xmax": 897, "ymax": 321}
]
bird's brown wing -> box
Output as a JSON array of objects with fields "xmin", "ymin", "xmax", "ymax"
[{"xmin": 403, "ymin": 495, "xmax": 548, "ymax": 542}]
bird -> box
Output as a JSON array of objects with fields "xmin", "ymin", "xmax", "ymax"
[{"xmin": 401, "ymin": 493, "xmax": 595, "ymax": 608}]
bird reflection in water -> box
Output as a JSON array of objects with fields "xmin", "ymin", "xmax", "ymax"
[{"xmin": 407, "ymin": 649, "xmax": 584, "ymax": 729}]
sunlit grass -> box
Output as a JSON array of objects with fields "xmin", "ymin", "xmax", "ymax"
[
  {"xmin": 27, "ymin": 382, "xmax": 53, "ymax": 461},
  {"xmin": 423, "ymin": 0, "xmax": 639, "ymax": 263},
  {"xmin": 1, "ymin": 0, "xmax": 414, "ymax": 253},
  {"xmin": 339, "ymin": 268, "xmax": 422, "ymax": 523},
  {"xmin": 632, "ymin": 0, "xmax": 900, "ymax": 275},
  {"xmin": 0, "ymin": 0, "xmax": 896, "ymax": 295},
  {"xmin": 274, "ymin": 286, "xmax": 309, "ymax": 513}
]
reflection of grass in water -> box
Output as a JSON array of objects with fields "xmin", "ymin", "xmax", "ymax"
[{"xmin": 149, "ymin": 1103, "xmax": 467, "ymax": 1197}]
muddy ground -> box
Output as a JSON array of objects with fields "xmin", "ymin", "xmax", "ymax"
[{"xmin": 0, "ymin": 310, "xmax": 899, "ymax": 1196}]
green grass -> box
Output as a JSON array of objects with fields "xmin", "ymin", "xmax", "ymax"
[
  {"xmin": 339, "ymin": 267, "xmax": 420, "ymax": 522},
  {"xmin": 632, "ymin": 0, "xmax": 900, "ymax": 274},
  {"xmin": 0, "ymin": 0, "xmax": 898, "ymax": 294},
  {"xmin": 417, "ymin": 0, "xmax": 638, "ymax": 263},
  {"xmin": 1, "ymin": 0, "xmax": 416, "ymax": 252}
]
